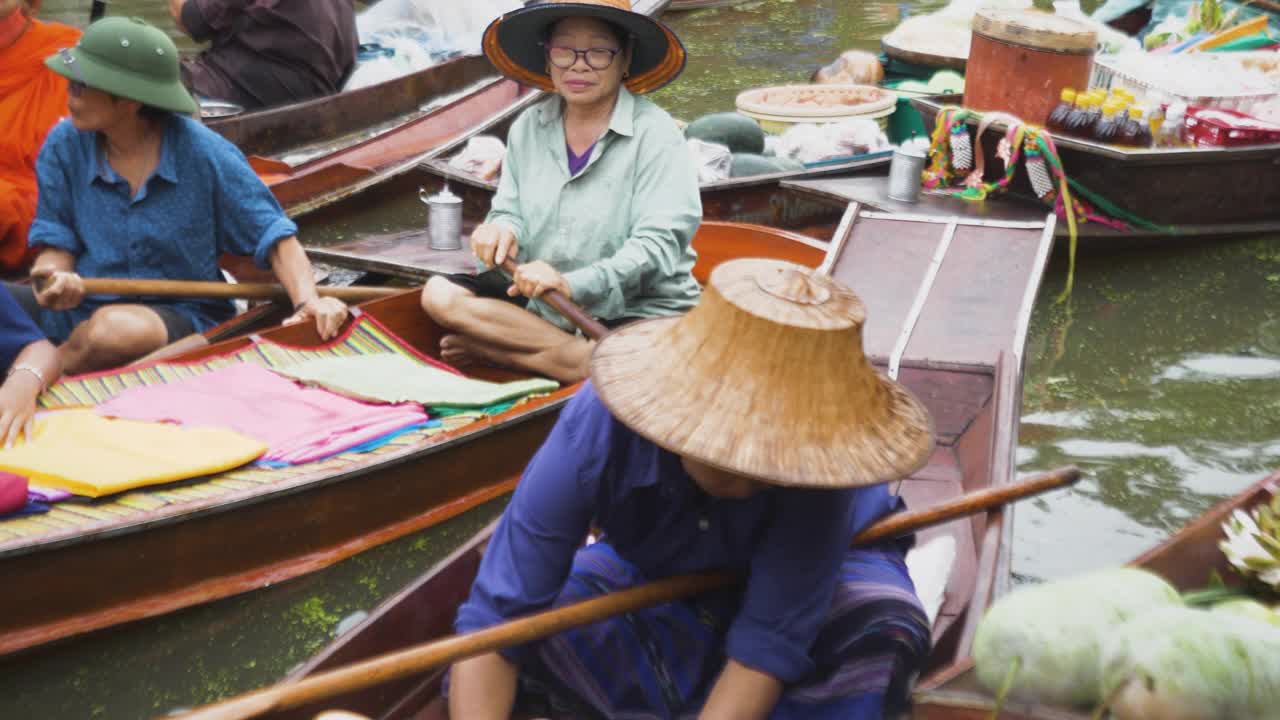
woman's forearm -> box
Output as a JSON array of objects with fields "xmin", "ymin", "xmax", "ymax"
[
  {"xmin": 698, "ymin": 660, "xmax": 783, "ymax": 720},
  {"xmin": 30, "ymin": 248, "xmax": 75, "ymax": 273},
  {"xmin": 267, "ymin": 237, "xmax": 320, "ymax": 310},
  {"xmin": 448, "ymin": 653, "xmax": 519, "ymax": 720},
  {"xmin": 9, "ymin": 339, "xmax": 60, "ymax": 391}
]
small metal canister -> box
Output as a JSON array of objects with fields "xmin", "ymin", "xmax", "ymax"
[
  {"xmin": 419, "ymin": 183, "xmax": 463, "ymax": 251},
  {"xmin": 887, "ymin": 137, "xmax": 930, "ymax": 203}
]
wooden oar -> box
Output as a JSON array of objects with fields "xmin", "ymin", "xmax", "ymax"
[
  {"xmin": 499, "ymin": 259, "xmax": 609, "ymax": 341},
  {"xmin": 40, "ymin": 277, "xmax": 402, "ymax": 304},
  {"xmin": 171, "ymin": 465, "xmax": 1081, "ymax": 720}
]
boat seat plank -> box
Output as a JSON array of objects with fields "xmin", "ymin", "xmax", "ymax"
[
  {"xmin": 785, "ymin": 176, "xmax": 1049, "ymax": 224},
  {"xmin": 827, "ymin": 214, "xmax": 1050, "ymax": 368},
  {"xmin": 890, "ymin": 366, "xmax": 992, "ymax": 445},
  {"xmin": 308, "ymin": 230, "xmax": 477, "ymax": 280}
]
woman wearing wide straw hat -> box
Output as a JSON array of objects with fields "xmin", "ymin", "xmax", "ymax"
[
  {"xmin": 419, "ymin": 0, "xmax": 701, "ymax": 384},
  {"xmin": 450, "ymin": 258, "xmax": 935, "ymax": 718},
  {"xmin": 11, "ymin": 16, "xmax": 346, "ymax": 374}
]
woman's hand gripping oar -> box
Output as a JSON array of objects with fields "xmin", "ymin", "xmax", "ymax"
[
  {"xmin": 169, "ymin": 465, "xmax": 1082, "ymax": 720},
  {"xmin": 499, "ymin": 258, "xmax": 609, "ymax": 341}
]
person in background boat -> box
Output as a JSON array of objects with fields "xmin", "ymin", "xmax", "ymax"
[
  {"xmin": 419, "ymin": 0, "xmax": 701, "ymax": 384},
  {"xmin": 0, "ymin": 0, "xmax": 80, "ymax": 274},
  {"xmin": 0, "ymin": 287, "xmax": 58, "ymax": 447},
  {"xmin": 449, "ymin": 258, "xmax": 935, "ymax": 719},
  {"xmin": 168, "ymin": 0, "xmax": 357, "ymax": 110},
  {"xmin": 8, "ymin": 17, "xmax": 347, "ymax": 375}
]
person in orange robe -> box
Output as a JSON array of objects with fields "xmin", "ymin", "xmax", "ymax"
[{"xmin": 0, "ymin": 0, "xmax": 80, "ymax": 274}]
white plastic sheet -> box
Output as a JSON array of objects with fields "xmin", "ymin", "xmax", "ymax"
[{"xmin": 345, "ymin": 0, "xmax": 522, "ymax": 90}]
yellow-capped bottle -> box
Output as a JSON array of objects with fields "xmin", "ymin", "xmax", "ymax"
[
  {"xmin": 1047, "ymin": 88, "xmax": 1077, "ymax": 134},
  {"xmin": 1092, "ymin": 102, "xmax": 1125, "ymax": 143}
]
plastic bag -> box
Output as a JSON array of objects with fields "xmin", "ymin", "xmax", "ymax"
[
  {"xmin": 356, "ymin": 0, "xmax": 521, "ymax": 56},
  {"xmin": 772, "ymin": 120, "xmax": 889, "ymax": 165},
  {"xmin": 687, "ymin": 138, "xmax": 732, "ymax": 183},
  {"xmin": 448, "ymin": 135, "xmax": 507, "ymax": 182}
]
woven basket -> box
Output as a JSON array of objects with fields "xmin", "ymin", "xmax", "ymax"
[{"xmin": 736, "ymin": 84, "xmax": 897, "ymax": 133}]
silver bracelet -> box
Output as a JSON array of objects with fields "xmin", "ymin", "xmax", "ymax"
[{"xmin": 7, "ymin": 364, "xmax": 47, "ymax": 392}]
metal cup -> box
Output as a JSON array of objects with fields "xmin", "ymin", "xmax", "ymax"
[
  {"xmin": 887, "ymin": 145, "xmax": 928, "ymax": 203},
  {"xmin": 419, "ymin": 184, "xmax": 463, "ymax": 251}
]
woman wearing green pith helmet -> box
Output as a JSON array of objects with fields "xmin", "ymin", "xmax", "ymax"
[{"xmin": 8, "ymin": 16, "xmax": 346, "ymax": 375}]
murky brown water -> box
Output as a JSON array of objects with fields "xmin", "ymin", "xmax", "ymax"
[{"xmin": 11, "ymin": 0, "xmax": 1280, "ymax": 716}]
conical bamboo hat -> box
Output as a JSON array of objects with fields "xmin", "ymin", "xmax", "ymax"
[{"xmin": 591, "ymin": 257, "xmax": 935, "ymax": 488}]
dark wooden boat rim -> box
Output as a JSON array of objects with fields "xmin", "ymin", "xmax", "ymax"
[{"xmin": 913, "ymin": 94, "xmax": 1280, "ymax": 164}]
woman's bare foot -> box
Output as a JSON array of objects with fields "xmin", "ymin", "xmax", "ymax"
[{"xmin": 440, "ymin": 334, "xmax": 510, "ymax": 369}]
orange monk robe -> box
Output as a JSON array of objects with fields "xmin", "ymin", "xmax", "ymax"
[{"xmin": 0, "ymin": 18, "xmax": 81, "ymax": 273}]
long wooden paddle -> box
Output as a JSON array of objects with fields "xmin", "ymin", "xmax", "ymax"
[
  {"xmin": 499, "ymin": 259, "xmax": 609, "ymax": 341},
  {"xmin": 38, "ymin": 277, "xmax": 402, "ymax": 304},
  {"xmin": 171, "ymin": 465, "xmax": 1082, "ymax": 720}
]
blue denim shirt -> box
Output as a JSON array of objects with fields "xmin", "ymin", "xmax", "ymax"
[
  {"xmin": 28, "ymin": 115, "xmax": 297, "ymax": 341},
  {"xmin": 455, "ymin": 383, "xmax": 900, "ymax": 683}
]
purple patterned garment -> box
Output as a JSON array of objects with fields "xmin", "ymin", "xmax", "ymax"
[{"xmin": 511, "ymin": 542, "xmax": 929, "ymax": 719}]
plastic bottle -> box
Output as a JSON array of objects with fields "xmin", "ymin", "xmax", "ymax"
[
  {"xmin": 1080, "ymin": 96, "xmax": 1105, "ymax": 137},
  {"xmin": 1117, "ymin": 107, "xmax": 1153, "ymax": 147},
  {"xmin": 1063, "ymin": 95, "xmax": 1093, "ymax": 138},
  {"xmin": 1157, "ymin": 103, "xmax": 1188, "ymax": 147},
  {"xmin": 1046, "ymin": 88, "xmax": 1077, "ymax": 134},
  {"xmin": 1147, "ymin": 104, "xmax": 1166, "ymax": 140},
  {"xmin": 1092, "ymin": 102, "xmax": 1125, "ymax": 143}
]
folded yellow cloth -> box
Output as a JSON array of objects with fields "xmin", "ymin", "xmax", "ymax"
[{"xmin": 0, "ymin": 410, "xmax": 267, "ymax": 498}]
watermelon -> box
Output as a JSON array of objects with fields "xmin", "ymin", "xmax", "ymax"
[
  {"xmin": 686, "ymin": 113, "xmax": 766, "ymax": 155},
  {"xmin": 729, "ymin": 153, "xmax": 789, "ymax": 178}
]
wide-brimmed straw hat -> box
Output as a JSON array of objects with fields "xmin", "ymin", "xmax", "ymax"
[
  {"xmin": 45, "ymin": 16, "xmax": 197, "ymax": 114},
  {"xmin": 591, "ymin": 258, "xmax": 935, "ymax": 489},
  {"xmin": 482, "ymin": 0, "xmax": 686, "ymax": 94}
]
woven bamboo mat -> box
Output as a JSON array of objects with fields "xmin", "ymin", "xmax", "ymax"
[{"xmin": 0, "ymin": 311, "xmax": 476, "ymax": 544}]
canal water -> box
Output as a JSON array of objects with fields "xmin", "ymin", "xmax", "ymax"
[{"xmin": 10, "ymin": 0, "xmax": 1280, "ymax": 717}]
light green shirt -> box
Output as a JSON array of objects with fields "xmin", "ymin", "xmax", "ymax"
[{"xmin": 485, "ymin": 88, "xmax": 702, "ymax": 330}]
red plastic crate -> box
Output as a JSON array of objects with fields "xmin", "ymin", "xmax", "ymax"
[{"xmin": 1184, "ymin": 106, "xmax": 1280, "ymax": 147}]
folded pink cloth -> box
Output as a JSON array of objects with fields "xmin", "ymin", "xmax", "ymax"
[
  {"xmin": 0, "ymin": 471, "xmax": 26, "ymax": 515},
  {"xmin": 95, "ymin": 363, "xmax": 428, "ymax": 465}
]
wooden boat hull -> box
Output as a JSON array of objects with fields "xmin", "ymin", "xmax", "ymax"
[
  {"xmin": 913, "ymin": 95, "xmax": 1280, "ymax": 235},
  {"xmin": 247, "ymin": 210, "xmax": 1056, "ymax": 719},
  {"xmin": 912, "ymin": 469, "xmax": 1280, "ymax": 718}
]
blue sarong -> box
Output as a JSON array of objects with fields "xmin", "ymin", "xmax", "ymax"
[{"xmin": 511, "ymin": 541, "xmax": 930, "ymax": 720}]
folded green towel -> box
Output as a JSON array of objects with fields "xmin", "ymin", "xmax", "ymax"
[{"xmin": 275, "ymin": 354, "xmax": 559, "ymax": 409}]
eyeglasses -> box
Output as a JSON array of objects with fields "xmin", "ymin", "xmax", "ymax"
[{"xmin": 545, "ymin": 45, "xmax": 621, "ymax": 71}]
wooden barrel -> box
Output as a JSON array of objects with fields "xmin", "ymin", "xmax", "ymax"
[{"xmin": 963, "ymin": 9, "xmax": 1096, "ymax": 126}]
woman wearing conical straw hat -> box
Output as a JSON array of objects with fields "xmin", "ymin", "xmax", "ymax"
[
  {"xmin": 12, "ymin": 17, "xmax": 346, "ymax": 374},
  {"xmin": 419, "ymin": 0, "xmax": 701, "ymax": 384},
  {"xmin": 449, "ymin": 259, "xmax": 936, "ymax": 718}
]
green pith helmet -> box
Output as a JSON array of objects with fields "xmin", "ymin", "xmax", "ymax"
[{"xmin": 44, "ymin": 16, "xmax": 197, "ymax": 115}]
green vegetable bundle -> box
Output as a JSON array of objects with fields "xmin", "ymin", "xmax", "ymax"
[
  {"xmin": 1101, "ymin": 607, "xmax": 1280, "ymax": 720},
  {"xmin": 972, "ymin": 568, "xmax": 1181, "ymax": 707}
]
